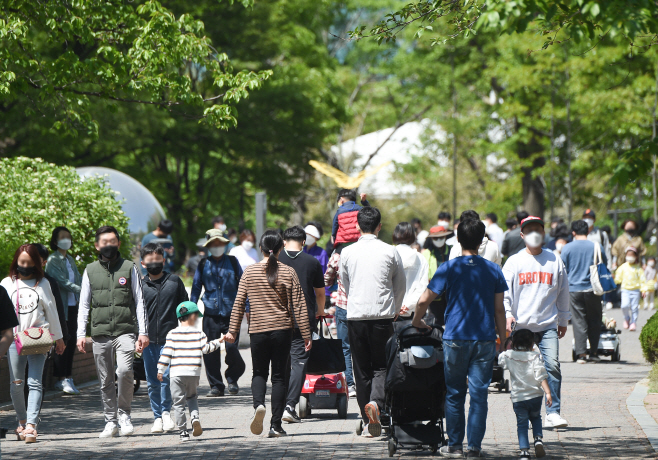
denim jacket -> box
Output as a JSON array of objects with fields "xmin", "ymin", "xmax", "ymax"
[
  {"xmin": 190, "ymin": 255, "xmax": 242, "ymax": 317},
  {"xmin": 45, "ymin": 251, "xmax": 82, "ymax": 320}
]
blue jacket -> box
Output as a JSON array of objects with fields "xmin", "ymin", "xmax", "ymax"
[{"xmin": 190, "ymin": 255, "xmax": 242, "ymax": 317}]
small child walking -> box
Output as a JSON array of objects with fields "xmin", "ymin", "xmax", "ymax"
[
  {"xmin": 157, "ymin": 301, "xmax": 222, "ymax": 441},
  {"xmin": 498, "ymin": 329, "xmax": 553, "ymax": 460},
  {"xmin": 614, "ymin": 246, "xmax": 647, "ymax": 331},
  {"xmin": 644, "ymin": 257, "xmax": 657, "ymax": 310}
]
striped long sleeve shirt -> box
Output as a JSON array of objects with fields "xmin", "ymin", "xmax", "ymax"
[
  {"xmin": 157, "ymin": 326, "xmax": 221, "ymax": 377},
  {"xmin": 229, "ymin": 261, "xmax": 311, "ymax": 340}
]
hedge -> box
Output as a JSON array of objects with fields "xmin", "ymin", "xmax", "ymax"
[{"xmin": 640, "ymin": 311, "xmax": 658, "ymax": 363}]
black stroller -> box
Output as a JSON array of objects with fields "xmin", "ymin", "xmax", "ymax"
[{"xmin": 383, "ymin": 320, "xmax": 446, "ymax": 457}]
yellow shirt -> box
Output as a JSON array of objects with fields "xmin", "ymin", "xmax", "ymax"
[{"xmin": 614, "ymin": 262, "xmax": 648, "ymax": 291}]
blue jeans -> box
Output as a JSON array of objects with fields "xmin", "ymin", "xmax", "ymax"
[
  {"xmin": 621, "ymin": 289, "xmax": 641, "ymax": 325},
  {"xmin": 535, "ymin": 329, "xmax": 561, "ymax": 414},
  {"xmin": 143, "ymin": 343, "xmax": 172, "ymax": 419},
  {"xmin": 513, "ymin": 396, "xmax": 543, "ymax": 450},
  {"xmin": 7, "ymin": 343, "xmax": 47, "ymax": 425},
  {"xmin": 335, "ymin": 308, "xmax": 354, "ymax": 388},
  {"xmin": 443, "ymin": 340, "xmax": 495, "ymax": 452}
]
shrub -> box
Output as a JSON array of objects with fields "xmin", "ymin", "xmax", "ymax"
[
  {"xmin": 640, "ymin": 311, "xmax": 658, "ymax": 364},
  {"xmin": 0, "ymin": 157, "xmax": 131, "ymax": 275}
]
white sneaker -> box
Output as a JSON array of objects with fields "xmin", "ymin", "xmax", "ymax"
[
  {"xmin": 250, "ymin": 405, "xmax": 266, "ymax": 435},
  {"xmin": 62, "ymin": 378, "xmax": 79, "ymax": 395},
  {"xmin": 68, "ymin": 378, "xmax": 81, "ymax": 394},
  {"xmin": 99, "ymin": 422, "xmax": 119, "ymax": 438},
  {"xmin": 348, "ymin": 386, "xmax": 357, "ymax": 398},
  {"xmin": 545, "ymin": 413, "xmax": 568, "ymax": 428},
  {"xmin": 162, "ymin": 411, "xmax": 175, "ymax": 432},
  {"xmin": 605, "ymin": 302, "xmax": 613, "ymax": 310},
  {"xmin": 151, "ymin": 418, "xmax": 164, "ymax": 433},
  {"xmin": 119, "ymin": 414, "xmax": 134, "ymax": 436}
]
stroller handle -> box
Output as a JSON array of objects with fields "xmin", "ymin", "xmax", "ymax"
[{"xmin": 398, "ymin": 323, "xmax": 439, "ymax": 338}]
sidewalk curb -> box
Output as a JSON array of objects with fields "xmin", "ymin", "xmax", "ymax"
[
  {"xmin": 626, "ymin": 378, "xmax": 658, "ymax": 452},
  {"xmin": 0, "ymin": 380, "xmax": 99, "ymax": 412}
]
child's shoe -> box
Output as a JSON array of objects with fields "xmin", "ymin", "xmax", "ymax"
[
  {"xmin": 180, "ymin": 430, "xmax": 190, "ymax": 442},
  {"xmin": 519, "ymin": 450, "xmax": 530, "ymax": 460},
  {"xmin": 191, "ymin": 417, "xmax": 203, "ymax": 437},
  {"xmin": 534, "ymin": 437, "xmax": 546, "ymax": 458},
  {"xmin": 630, "ymin": 323, "xmax": 637, "ymax": 331},
  {"xmin": 623, "ymin": 319, "xmax": 629, "ymax": 329}
]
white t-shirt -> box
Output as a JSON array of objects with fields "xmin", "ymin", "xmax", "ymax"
[
  {"xmin": 1, "ymin": 277, "xmax": 63, "ymax": 341},
  {"xmin": 229, "ymin": 244, "xmax": 259, "ymax": 271},
  {"xmin": 487, "ymin": 223, "xmax": 505, "ymax": 252},
  {"xmin": 449, "ymin": 237, "xmax": 502, "ymax": 266},
  {"xmin": 498, "ymin": 350, "xmax": 548, "ymax": 403},
  {"xmin": 502, "ymin": 249, "xmax": 571, "ymax": 332},
  {"xmin": 395, "ymin": 244, "xmax": 429, "ymax": 316}
]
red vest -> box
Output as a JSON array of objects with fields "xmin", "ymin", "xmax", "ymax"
[{"xmin": 336, "ymin": 211, "xmax": 360, "ymax": 244}]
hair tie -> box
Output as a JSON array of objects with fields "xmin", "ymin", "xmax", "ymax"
[{"xmin": 269, "ymin": 250, "xmax": 273, "ymax": 255}]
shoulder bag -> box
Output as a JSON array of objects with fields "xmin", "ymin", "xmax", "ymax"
[
  {"xmin": 14, "ymin": 278, "xmax": 54, "ymax": 356},
  {"xmin": 590, "ymin": 243, "xmax": 617, "ymax": 296}
]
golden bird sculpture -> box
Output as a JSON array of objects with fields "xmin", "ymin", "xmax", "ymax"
[{"xmin": 309, "ymin": 160, "xmax": 391, "ymax": 189}]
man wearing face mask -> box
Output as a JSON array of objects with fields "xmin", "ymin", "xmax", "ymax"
[
  {"xmin": 77, "ymin": 226, "xmax": 149, "ymax": 438},
  {"xmin": 140, "ymin": 243, "xmax": 189, "ymax": 433},
  {"xmin": 582, "ymin": 209, "xmax": 612, "ymax": 270},
  {"xmin": 191, "ymin": 229, "xmax": 246, "ymax": 397},
  {"xmin": 502, "ymin": 217, "xmax": 571, "ymax": 428},
  {"xmin": 612, "ymin": 219, "xmax": 646, "ymax": 269}
]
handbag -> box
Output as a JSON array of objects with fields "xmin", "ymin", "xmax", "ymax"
[
  {"xmin": 590, "ymin": 243, "xmax": 617, "ymax": 296},
  {"xmin": 13, "ymin": 278, "xmax": 54, "ymax": 356},
  {"xmin": 306, "ymin": 318, "xmax": 346, "ymax": 375}
]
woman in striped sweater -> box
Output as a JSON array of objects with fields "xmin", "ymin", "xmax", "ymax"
[{"xmin": 224, "ymin": 230, "xmax": 312, "ymax": 438}]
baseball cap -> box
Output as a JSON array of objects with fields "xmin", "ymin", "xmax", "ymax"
[
  {"xmin": 428, "ymin": 226, "xmax": 453, "ymax": 238},
  {"xmin": 203, "ymin": 229, "xmax": 229, "ymax": 247},
  {"xmin": 583, "ymin": 209, "xmax": 596, "ymax": 219},
  {"xmin": 626, "ymin": 245, "xmax": 638, "ymax": 254},
  {"xmin": 520, "ymin": 216, "xmax": 545, "ymax": 230},
  {"xmin": 304, "ymin": 225, "xmax": 321, "ymax": 240},
  {"xmin": 176, "ymin": 301, "xmax": 203, "ymax": 319}
]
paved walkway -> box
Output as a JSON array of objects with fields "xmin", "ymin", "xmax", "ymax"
[{"xmin": 1, "ymin": 307, "xmax": 656, "ymax": 459}]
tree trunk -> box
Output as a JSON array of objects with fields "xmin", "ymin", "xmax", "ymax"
[
  {"xmin": 519, "ymin": 137, "xmax": 546, "ymax": 218},
  {"xmin": 451, "ymin": 55, "xmax": 458, "ymax": 220},
  {"xmin": 652, "ymin": 60, "xmax": 658, "ymax": 224},
  {"xmin": 566, "ymin": 95, "xmax": 574, "ymax": 223}
]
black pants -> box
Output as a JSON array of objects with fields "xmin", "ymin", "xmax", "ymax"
[
  {"xmin": 285, "ymin": 329, "xmax": 310, "ymax": 408},
  {"xmin": 570, "ymin": 291, "xmax": 602, "ymax": 356},
  {"xmin": 251, "ymin": 329, "xmax": 292, "ymax": 427},
  {"xmin": 202, "ymin": 315, "xmax": 246, "ymax": 390},
  {"xmin": 347, "ymin": 319, "xmax": 394, "ymax": 423},
  {"xmin": 53, "ymin": 305, "xmax": 78, "ymax": 378}
]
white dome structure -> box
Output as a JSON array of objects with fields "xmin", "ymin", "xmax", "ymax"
[{"xmin": 76, "ymin": 167, "xmax": 166, "ymax": 234}]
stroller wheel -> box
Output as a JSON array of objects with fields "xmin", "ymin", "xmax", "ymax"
[
  {"xmin": 431, "ymin": 444, "xmax": 438, "ymax": 454},
  {"xmin": 356, "ymin": 419, "xmax": 363, "ymax": 436},
  {"xmin": 388, "ymin": 438, "xmax": 396, "ymax": 457}
]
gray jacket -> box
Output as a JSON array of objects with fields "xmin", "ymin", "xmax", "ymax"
[
  {"xmin": 45, "ymin": 251, "xmax": 82, "ymax": 320},
  {"xmin": 339, "ymin": 234, "xmax": 406, "ymax": 320}
]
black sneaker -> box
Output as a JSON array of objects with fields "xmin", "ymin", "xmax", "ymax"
[
  {"xmin": 466, "ymin": 449, "xmax": 484, "ymax": 458},
  {"xmin": 228, "ymin": 383, "xmax": 239, "ymax": 395},
  {"xmin": 180, "ymin": 430, "xmax": 190, "ymax": 442},
  {"xmin": 520, "ymin": 450, "xmax": 530, "ymax": 460},
  {"xmin": 534, "ymin": 437, "xmax": 546, "ymax": 458},
  {"xmin": 206, "ymin": 387, "xmax": 224, "ymax": 397},
  {"xmin": 267, "ymin": 425, "xmax": 287, "ymax": 438},
  {"xmin": 282, "ymin": 406, "xmax": 302, "ymax": 423}
]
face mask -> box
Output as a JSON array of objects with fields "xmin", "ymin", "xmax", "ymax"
[
  {"xmin": 229, "ymin": 236, "xmax": 237, "ymax": 244},
  {"xmin": 242, "ymin": 241, "xmax": 254, "ymax": 251},
  {"xmin": 57, "ymin": 239, "xmax": 72, "ymax": 250},
  {"xmin": 100, "ymin": 245, "xmax": 119, "ymax": 259},
  {"xmin": 437, "ymin": 220, "xmax": 450, "ymax": 228},
  {"xmin": 649, "ymin": 261, "xmax": 656, "ymax": 268},
  {"xmin": 209, "ymin": 246, "xmax": 226, "ymax": 258},
  {"xmin": 218, "ymin": 224, "xmax": 227, "ymax": 233},
  {"xmin": 626, "ymin": 255, "xmax": 637, "ymax": 264},
  {"xmin": 145, "ymin": 263, "xmax": 164, "ymax": 276},
  {"xmin": 17, "ymin": 266, "xmax": 36, "ymax": 277},
  {"xmin": 524, "ymin": 232, "xmax": 543, "ymax": 248},
  {"xmin": 583, "ymin": 218, "xmax": 594, "ymax": 228},
  {"xmin": 555, "ymin": 242, "xmax": 565, "ymax": 252},
  {"xmin": 625, "ymin": 228, "xmax": 636, "ymax": 236},
  {"xmin": 432, "ymin": 238, "xmax": 445, "ymax": 248},
  {"xmin": 306, "ymin": 235, "xmax": 317, "ymax": 246}
]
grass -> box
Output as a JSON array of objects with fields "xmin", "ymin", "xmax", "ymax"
[{"xmin": 649, "ymin": 362, "xmax": 658, "ymax": 393}]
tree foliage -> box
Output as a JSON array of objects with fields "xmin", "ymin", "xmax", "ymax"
[{"xmin": 0, "ymin": 157, "xmax": 131, "ymax": 276}]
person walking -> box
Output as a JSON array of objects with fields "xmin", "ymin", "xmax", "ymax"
[
  {"xmin": 612, "ymin": 219, "xmax": 646, "ymax": 268},
  {"xmin": 644, "ymin": 257, "xmax": 657, "ymax": 310},
  {"xmin": 141, "ymin": 219, "xmax": 175, "ymax": 274},
  {"xmin": 278, "ymin": 226, "xmax": 326, "ymax": 424},
  {"xmin": 76, "ymin": 226, "xmax": 149, "ymax": 438},
  {"xmin": 303, "ymin": 222, "xmax": 328, "ymax": 273},
  {"xmin": 229, "ymin": 229, "xmax": 259, "ymax": 271},
  {"xmin": 502, "ymin": 211, "xmax": 530, "ymax": 258},
  {"xmin": 614, "ymin": 246, "xmax": 647, "ymax": 331},
  {"xmin": 332, "ymin": 189, "xmax": 370, "ymax": 245},
  {"xmin": 502, "ymin": 216, "xmax": 571, "ymax": 428},
  {"xmin": 2, "ymin": 244, "xmax": 65, "ymax": 443},
  {"xmin": 421, "ymin": 225, "xmax": 453, "ymax": 324},
  {"xmin": 141, "ymin": 242, "xmax": 189, "ymax": 433},
  {"xmin": 411, "ymin": 218, "xmax": 430, "ymax": 247},
  {"xmin": 560, "ymin": 220, "xmax": 607, "ymax": 364},
  {"xmin": 191, "ymin": 229, "xmax": 246, "ymax": 397},
  {"xmin": 412, "ymin": 219, "xmax": 508, "ymax": 458},
  {"xmin": 223, "ymin": 230, "xmax": 311, "ymax": 438},
  {"xmin": 340, "ymin": 207, "xmax": 406, "ymax": 438},
  {"xmin": 45, "ymin": 226, "xmax": 82, "ymax": 395},
  {"xmin": 393, "ymin": 222, "xmax": 429, "ymax": 318},
  {"xmin": 582, "ymin": 209, "xmax": 612, "ymax": 268},
  {"xmin": 450, "ymin": 210, "xmax": 501, "ymax": 266},
  {"xmin": 485, "ymin": 213, "xmax": 505, "ymax": 252}
]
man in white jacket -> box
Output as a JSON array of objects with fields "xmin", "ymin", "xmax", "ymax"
[
  {"xmin": 502, "ymin": 216, "xmax": 571, "ymax": 429},
  {"xmin": 340, "ymin": 207, "xmax": 406, "ymax": 439}
]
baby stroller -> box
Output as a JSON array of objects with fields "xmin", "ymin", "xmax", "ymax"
[
  {"xmin": 571, "ymin": 319, "xmax": 622, "ymax": 362},
  {"xmin": 383, "ymin": 320, "xmax": 446, "ymax": 457}
]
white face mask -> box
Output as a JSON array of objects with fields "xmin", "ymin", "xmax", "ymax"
[
  {"xmin": 432, "ymin": 238, "xmax": 445, "ymax": 248},
  {"xmin": 626, "ymin": 255, "xmax": 637, "ymax": 264},
  {"xmin": 57, "ymin": 239, "xmax": 72, "ymax": 251},
  {"xmin": 229, "ymin": 236, "xmax": 237, "ymax": 244},
  {"xmin": 306, "ymin": 235, "xmax": 317, "ymax": 246},
  {"xmin": 583, "ymin": 218, "xmax": 594, "ymax": 228},
  {"xmin": 649, "ymin": 261, "xmax": 656, "ymax": 268},
  {"xmin": 209, "ymin": 246, "xmax": 226, "ymax": 257},
  {"xmin": 242, "ymin": 240, "xmax": 254, "ymax": 251},
  {"xmin": 217, "ymin": 224, "xmax": 227, "ymax": 233},
  {"xmin": 524, "ymin": 232, "xmax": 543, "ymax": 248},
  {"xmin": 437, "ymin": 220, "xmax": 451, "ymax": 228},
  {"xmin": 555, "ymin": 242, "xmax": 565, "ymax": 252}
]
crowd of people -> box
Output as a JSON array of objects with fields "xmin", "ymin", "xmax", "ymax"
[{"xmin": 0, "ymin": 189, "xmax": 655, "ymax": 459}]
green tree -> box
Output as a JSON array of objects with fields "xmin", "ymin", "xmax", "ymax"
[{"xmin": 0, "ymin": 157, "xmax": 131, "ymax": 275}]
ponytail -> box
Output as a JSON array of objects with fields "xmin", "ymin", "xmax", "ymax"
[{"xmin": 260, "ymin": 230, "xmax": 284, "ymax": 290}]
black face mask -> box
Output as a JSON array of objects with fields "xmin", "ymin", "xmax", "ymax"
[
  {"xmin": 17, "ymin": 266, "xmax": 36, "ymax": 277},
  {"xmin": 100, "ymin": 245, "xmax": 119, "ymax": 260},
  {"xmin": 146, "ymin": 263, "xmax": 164, "ymax": 276},
  {"xmin": 625, "ymin": 228, "xmax": 637, "ymax": 236}
]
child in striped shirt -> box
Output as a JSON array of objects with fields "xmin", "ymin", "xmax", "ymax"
[{"xmin": 157, "ymin": 301, "xmax": 222, "ymax": 441}]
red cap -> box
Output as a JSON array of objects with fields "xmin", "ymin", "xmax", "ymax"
[
  {"xmin": 429, "ymin": 226, "xmax": 453, "ymax": 238},
  {"xmin": 520, "ymin": 216, "xmax": 545, "ymax": 230}
]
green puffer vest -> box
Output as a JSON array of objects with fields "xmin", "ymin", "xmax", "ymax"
[{"xmin": 86, "ymin": 257, "xmax": 138, "ymax": 337}]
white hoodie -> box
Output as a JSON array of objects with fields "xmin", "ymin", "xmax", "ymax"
[
  {"xmin": 395, "ymin": 244, "xmax": 429, "ymax": 317},
  {"xmin": 449, "ymin": 237, "xmax": 502, "ymax": 266}
]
